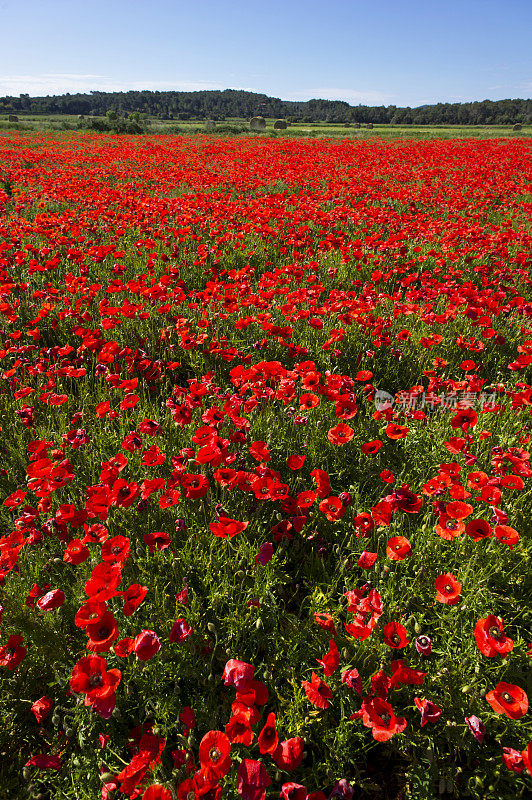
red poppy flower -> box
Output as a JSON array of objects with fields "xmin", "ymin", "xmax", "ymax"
[
  {"xmin": 494, "ymin": 525, "xmax": 520, "ymax": 549},
  {"xmin": 383, "ymin": 621, "xmax": 409, "ymax": 649},
  {"xmin": 258, "ymin": 712, "xmax": 279, "ymax": 755},
  {"xmin": 133, "ymin": 630, "xmax": 161, "ymax": 661},
  {"xmin": 31, "ymin": 696, "xmax": 53, "ymax": 723},
  {"xmin": 386, "ymin": 536, "xmax": 412, "ymax": 560},
  {"xmin": 486, "ymin": 682, "xmax": 528, "ymax": 719},
  {"xmin": 474, "ymin": 615, "xmax": 513, "ymax": 657},
  {"xmin": 225, "ymin": 715, "xmax": 254, "ymax": 745},
  {"xmin": 434, "ymin": 573, "xmax": 461, "ymax": 604},
  {"xmin": 180, "ymin": 473, "xmax": 209, "ymax": 499},
  {"xmin": 272, "ymin": 737, "xmax": 305, "ymax": 770},
  {"xmin": 358, "ymin": 551, "xmax": 378, "ymax": 569},
  {"xmin": 318, "ymin": 496, "xmax": 345, "ymax": 521},
  {"xmin": 222, "ymin": 659, "xmax": 255, "ymax": 690},
  {"xmin": 301, "ymin": 672, "xmax": 333, "ymax": 708},
  {"xmin": 85, "ymin": 562, "xmax": 122, "ymax": 602},
  {"xmin": 70, "ymin": 655, "xmax": 121, "ymax": 705},
  {"xmin": 435, "ymin": 514, "xmax": 464, "ymax": 540},
  {"xmin": 280, "ymin": 783, "xmax": 307, "ymax": 800},
  {"xmin": 36, "ymin": 589, "xmax": 65, "ymax": 611},
  {"xmin": 63, "ymin": 538, "xmax": 90, "ymax": 564},
  {"xmin": 142, "ymin": 786, "xmax": 172, "ymax": 800},
  {"xmin": 328, "ymin": 423, "xmax": 354, "ymax": 445},
  {"xmin": 316, "ymin": 639, "xmax": 339, "ymax": 676},
  {"xmin": 446, "ymin": 501, "xmax": 473, "ymax": 520},
  {"xmin": 122, "ymin": 584, "xmax": 149, "ymax": 617},
  {"xmin": 236, "ymin": 759, "xmax": 272, "ymax": 800},
  {"xmin": 287, "ymin": 454, "xmax": 305, "ymax": 470},
  {"xmin": 101, "ymin": 535, "xmax": 131, "ymax": 565},
  {"xmin": 209, "ymin": 517, "xmax": 248, "ymax": 539},
  {"xmin": 198, "ymin": 730, "xmax": 231, "ymax": 779},
  {"xmin": 361, "ymin": 440, "xmax": 383, "ymax": 455},
  {"xmin": 465, "ymin": 518, "xmax": 492, "ymax": 541},
  {"xmin": 353, "ymin": 512, "xmax": 375, "ymax": 535},
  {"xmin": 386, "ymin": 424, "xmax": 409, "ymax": 440},
  {"xmin": 86, "ymin": 610, "xmax": 119, "ymax": 652},
  {"xmin": 352, "ymin": 696, "xmax": 407, "ymax": 742},
  {"xmin": 414, "ymin": 697, "xmax": 442, "ymax": 727},
  {"xmin": 314, "ymin": 612, "xmax": 337, "ymax": 636}
]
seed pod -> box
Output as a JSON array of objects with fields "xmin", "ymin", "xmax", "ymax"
[
  {"xmin": 255, "ymin": 618, "xmax": 263, "ymax": 630},
  {"xmin": 207, "ymin": 622, "xmax": 217, "ymax": 634}
]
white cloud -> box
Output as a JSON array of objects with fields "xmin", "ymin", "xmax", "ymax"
[{"xmin": 0, "ymin": 73, "xmax": 249, "ymax": 97}]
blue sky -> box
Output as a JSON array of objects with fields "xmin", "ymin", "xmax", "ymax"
[{"xmin": 0, "ymin": 0, "xmax": 530, "ymax": 106}]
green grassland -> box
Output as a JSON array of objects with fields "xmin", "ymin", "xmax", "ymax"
[{"xmin": 0, "ymin": 113, "xmax": 531, "ymax": 139}]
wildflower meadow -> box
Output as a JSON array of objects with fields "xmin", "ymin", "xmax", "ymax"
[{"xmin": 0, "ymin": 132, "xmax": 531, "ymax": 800}]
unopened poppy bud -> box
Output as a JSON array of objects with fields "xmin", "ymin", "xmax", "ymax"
[{"xmin": 207, "ymin": 622, "xmax": 217, "ymax": 634}]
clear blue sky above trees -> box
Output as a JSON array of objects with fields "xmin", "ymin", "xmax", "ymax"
[{"xmin": 1, "ymin": 0, "xmax": 530, "ymax": 106}]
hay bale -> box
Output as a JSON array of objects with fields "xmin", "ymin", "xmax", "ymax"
[
  {"xmin": 273, "ymin": 119, "xmax": 287, "ymax": 130},
  {"xmin": 8, "ymin": 115, "xmax": 18, "ymax": 123},
  {"xmin": 205, "ymin": 119, "xmax": 216, "ymax": 129},
  {"xmin": 512, "ymin": 123, "xmax": 522, "ymax": 131},
  {"xmin": 365, "ymin": 123, "xmax": 373, "ymax": 129},
  {"xmin": 77, "ymin": 114, "xmax": 85, "ymax": 120},
  {"xmin": 250, "ymin": 116, "xmax": 266, "ymax": 131},
  {"xmin": 353, "ymin": 122, "xmax": 361, "ymax": 128}
]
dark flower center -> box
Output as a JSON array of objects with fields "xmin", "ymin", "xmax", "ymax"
[
  {"xmin": 89, "ymin": 673, "xmax": 103, "ymax": 687},
  {"xmin": 488, "ymin": 625, "xmax": 502, "ymax": 640},
  {"xmin": 501, "ymin": 692, "xmax": 513, "ymax": 704},
  {"xmin": 209, "ymin": 747, "xmax": 221, "ymax": 763}
]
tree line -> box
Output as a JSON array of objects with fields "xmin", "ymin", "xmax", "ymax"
[{"xmin": 1, "ymin": 89, "xmax": 531, "ymax": 125}]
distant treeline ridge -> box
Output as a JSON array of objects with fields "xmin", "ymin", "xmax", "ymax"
[{"xmin": 1, "ymin": 89, "xmax": 531, "ymax": 125}]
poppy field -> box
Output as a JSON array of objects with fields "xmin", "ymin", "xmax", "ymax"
[{"xmin": 0, "ymin": 132, "xmax": 531, "ymax": 800}]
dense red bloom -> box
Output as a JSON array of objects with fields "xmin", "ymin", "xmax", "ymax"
[
  {"xmin": 272, "ymin": 737, "xmax": 305, "ymax": 770},
  {"xmin": 142, "ymin": 786, "xmax": 172, "ymax": 800},
  {"xmin": 328, "ymin": 423, "xmax": 354, "ymax": 445},
  {"xmin": 133, "ymin": 630, "xmax": 161, "ymax": 661},
  {"xmin": 0, "ymin": 634, "xmax": 27, "ymax": 670},
  {"xmin": 25, "ymin": 755, "xmax": 61, "ymax": 770},
  {"xmin": 352, "ymin": 696, "xmax": 407, "ymax": 741},
  {"xmin": 170, "ymin": 618, "xmax": 193, "ymax": 643},
  {"xmin": 383, "ymin": 621, "xmax": 409, "ymax": 649},
  {"xmin": 485, "ymin": 682, "xmax": 528, "ymax": 719},
  {"xmin": 358, "ymin": 551, "xmax": 378, "ymax": 569},
  {"xmin": 225, "ymin": 715, "xmax": 254, "ymax": 745},
  {"xmin": 280, "ymin": 784, "xmax": 307, "ymax": 800},
  {"xmin": 434, "ymin": 573, "xmax": 461, "ymax": 604},
  {"xmin": 86, "ymin": 610, "xmax": 119, "ymax": 652},
  {"xmin": 223, "ymin": 659, "xmax": 255, "ymax": 690},
  {"xmin": 101, "ymin": 535, "xmax": 131, "ymax": 565},
  {"xmin": 286, "ymin": 454, "xmax": 305, "ymax": 470},
  {"xmin": 301, "ymin": 671, "xmax": 333, "ymax": 708},
  {"xmin": 31, "ymin": 696, "xmax": 53, "ymax": 723},
  {"xmin": 70, "ymin": 655, "xmax": 121, "ymax": 705},
  {"xmin": 209, "ymin": 517, "xmax": 248, "ymax": 539},
  {"xmin": 494, "ymin": 524, "xmax": 520, "ymax": 549},
  {"xmin": 386, "ymin": 423, "xmax": 409, "ymax": 440},
  {"xmin": 386, "ymin": 536, "xmax": 412, "ymax": 560},
  {"xmin": 36, "ymin": 589, "xmax": 65, "ymax": 611},
  {"xmin": 84, "ymin": 561, "xmax": 122, "ymax": 602},
  {"xmin": 198, "ymin": 730, "xmax": 231, "ymax": 780},
  {"xmin": 361, "ymin": 440, "xmax": 382, "ymax": 455},
  {"xmin": 236, "ymin": 759, "xmax": 272, "ymax": 800},
  {"xmin": 414, "ymin": 697, "xmax": 442, "ymax": 726},
  {"xmin": 258, "ymin": 712, "xmax": 279, "ymax": 755},
  {"xmin": 316, "ymin": 639, "xmax": 339, "ymax": 676},
  {"xmin": 465, "ymin": 518, "xmax": 492, "ymax": 541},
  {"xmin": 474, "ymin": 615, "xmax": 513, "ymax": 657},
  {"xmin": 122, "ymin": 583, "xmax": 149, "ymax": 616},
  {"xmin": 314, "ymin": 612, "xmax": 337, "ymax": 636},
  {"xmin": 318, "ymin": 496, "xmax": 345, "ymax": 521}
]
